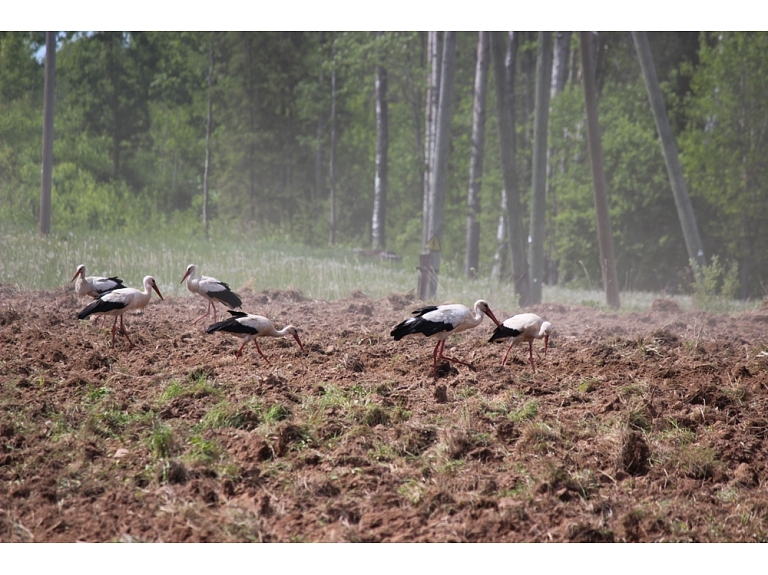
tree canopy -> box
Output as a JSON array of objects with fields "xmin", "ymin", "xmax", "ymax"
[{"xmin": 1, "ymin": 31, "xmax": 766, "ymax": 298}]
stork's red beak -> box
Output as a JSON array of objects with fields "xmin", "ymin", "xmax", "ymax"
[
  {"xmin": 293, "ymin": 333, "xmax": 304, "ymax": 350},
  {"xmin": 485, "ymin": 308, "xmax": 501, "ymax": 327},
  {"xmin": 153, "ymin": 284, "xmax": 164, "ymax": 300},
  {"xmin": 70, "ymin": 270, "xmax": 81, "ymax": 282},
  {"xmin": 544, "ymin": 334, "xmax": 549, "ymax": 356},
  {"xmin": 180, "ymin": 269, "xmax": 191, "ymax": 284}
]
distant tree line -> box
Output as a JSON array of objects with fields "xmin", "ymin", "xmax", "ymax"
[{"xmin": 1, "ymin": 31, "xmax": 766, "ymax": 298}]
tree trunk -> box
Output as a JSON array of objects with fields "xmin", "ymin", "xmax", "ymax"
[
  {"xmin": 529, "ymin": 31, "xmax": 554, "ymax": 303},
  {"xmin": 579, "ymin": 31, "xmax": 620, "ymax": 308},
  {"xmin": 491, "ymin": 189, "xmax": 508, "ymax": 280},
  {"xmin": 492, "ymin": 32, "xmax": 518, "ymax": 280},
  {"xmin": 551, "ymin": 32, "xmax": 571, "ymax": 97},
  {"xmin": 421, "ymin": 31, "xmax": 442, "ymax": 252},
  {"xmin": 314, "ymin": 32, "xmax": 326, "ymax": 220},
  {"xmin": 202, "ymin": 38, "xmax": 214, "ymax": 241},
  {"xmin": 328, "ymin": 35, "xmax": 338, "ymax": 247},
  {"xmin": 545, "ymin": 31, "xmax": 571, "ymax": 285},
  {"xmin": 39, "ymin": 31, "xmax": 55, "ymax": 237},
  {"xmin": 422, "ymin": 31, "xmax": 457, "ymax": 300},
  {"xmin": 372, "ymin": 31, "xmax": 389, "ymax": 252},
  {"xmin": 490, "ymin": 31, "xmax": 531, "ymax": 306},
  {"xmin": 246, "ymin": 33, "xmax": 257, "ymax": 224},
  {"xmin": 631, "ymin": 31, "xmax": 706, "ymax": 270},
  {"xmin": 465, "ymin": 32, "xmax": 490, "ymax": 279}
]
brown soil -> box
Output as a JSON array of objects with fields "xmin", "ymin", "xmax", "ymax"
[{"xmin": 1, "ymin": 286, "xmax": 768, "ymax": 542}]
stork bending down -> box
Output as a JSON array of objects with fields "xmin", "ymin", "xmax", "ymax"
[
  {"xmin": 205, "ymin": 311, "xmax": 303, "ymax": 365},
  {"xmin": 390, "ymin": 300, "xmax": 501, "ymax": 378},
  {"xmin": 489, "ymin": 313, "xmax": 552, "ymax": 372}
]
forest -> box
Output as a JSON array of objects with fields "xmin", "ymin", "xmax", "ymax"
[{"xmin": 2, "ymin": 31, "xmax": 767, "ymax": 300}]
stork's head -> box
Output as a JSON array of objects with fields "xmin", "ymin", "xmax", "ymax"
[
  {"xmin": 145, "ymin": 276, "xmax": 164, "ymax": 300},
  {"xmin": 541, "ymin": 321, "xmax": 553, "ymax": 355},
  {"xmin": 285, "ymin": 325, "xmax": 304, "ymax": 350},
  {"xmin": 476, "ymin": 300, "xmax": 501, "ymax": 327},
  {"xmin": 71, "ymin": 264, "xmax": 86, "ymax": 282},
  {"xmin": 180, "ymin": 264, "xmax": 197, "ymax": 284}
]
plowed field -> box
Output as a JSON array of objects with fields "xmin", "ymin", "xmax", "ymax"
[{"xmin": 2, "ymin": 285, "xmax": 768, "ymax": 542}]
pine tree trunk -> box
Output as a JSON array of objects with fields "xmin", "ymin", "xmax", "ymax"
[
  {"xmin": 631, "ymin": 31, "xmax": 706, "ymax": 270},
  {"xmin": 372, "ymin": 31, "xmax": 389, "ymax": 252},
  {"xmin": 465, "ymin": 31, "xmax": 490, "ymax": 279},
  {"xmin": 529, "ymin": 32, "xmax": 553, "ymax": 303},
  {"xmin": 490, "ymin": 31, "xmax": 531, "ymax": 306},
  {"xmin": 39, "ymin": 31, "xmax": 55, "ymax": 237},
  {"xmin": 579, "ymin": 31, "xmax": 620, "ymax": 308}
]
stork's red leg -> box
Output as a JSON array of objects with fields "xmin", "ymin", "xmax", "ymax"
[
  {"xmin": 528, "ymin": 341, "xmax": 536, "ymax": 373},
  {"xmin": 236, "ymin": 339, "xmax": 248, "ymax": 358},
  {"xmin": 432, "ymin": 340, "xmax": 442, "ymax": 378},
  {"xmin": 437, "ymin": 339, "xmax": 474, "ymax": 371},
  {"xmin": 193, "ymin": 301, "xmax": 213, "ymax": 325},
  {"xmin": 120, "ymin": 315, "xmax": 135, "ymax": 349},
  {"xmin": 110, "ymin": 316, "xmax": 118, "ymax": 348},
  {"xmin": 501, "ymin": 342, "xmax": 515, "ymax": 366},
  {"xmin": 252, "ymin": 340, "xmax": 272, "ymax": 366}
]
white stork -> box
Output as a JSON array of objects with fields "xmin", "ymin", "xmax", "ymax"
[
  {"xmin": 390, "ymin": 300, "xmax": 501, "ymax": 378},
  {"xmin": 180, "ymin": 264, "xmax": 243, "ymax": 324},
  {"xmin": 205, "ymin": 311, "xmax": 303, "ymax": 365},
  {"xmin": 71, "ymin": 264, "xmax": 126, "ymax": 298},
  {"xmin": 489, "ymin": 313, "xmax": 552, "ymax": 372},
  {"xmin": 77, "ymin": 275, "xmax": 164, "ymax": 349}
]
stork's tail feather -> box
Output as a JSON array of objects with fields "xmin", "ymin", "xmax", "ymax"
[
  {"xmin": 77, "ymin": 299, "xmax": 101, "ymax": 320},
  {"xmin": 216, "ymin": 289, "xmax": 243, "ymax": 309},
  {"xmin": 205, "ymin": 319, "xmax": 232, "ymax": 334},
  {"xmin": 226, "ymin": 310, "xmax": 248, "ymax": 318},
  {"xmin": 390, "ymin": 319, "xmax": 417, "ymax": 341},
  {"xmin": 489, "ymin": 325, "xmax": 523, "ymax": 343}
]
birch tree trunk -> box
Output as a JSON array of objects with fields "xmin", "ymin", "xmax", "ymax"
[
  {"xmin": 314, "ymin": 32, "xmax": 326, "ymax": 220},
  {"xmin": 465, "ymin": 31, "xmax": 490, "ymax": 279},
  {"xmin": 631, "ymin": 31, "xmax": 706, "ymax": 270},
  {"xmin": 490, "ymin": 31, "xmax": 531, "ymax": 306},
  {"xmin": 551, "ymin": 32, "xmax": 571, "ymax": 97},
  {"xmin": 328, "ymin": 34, "xmax": 338, "ymax": 247},
  {"xmin": 529, "ymin": 31, "xmax": 553, "ymax": 303},
  {"xmin": 545, "ymin": 31, "xmax": 571, "ymax": 285},
  {"xmin": 421, "ymin": 31, "xmax": 442, "ymax": 252},
  {"xmin": 371, "ymin": 31, "xmax": 389, "ymax": 251},
  {"xmin": 579, "ymin": 31, "xmax": 620, "ymax": 308},
  {"xmin": 39, "ymin": 31, "xmax": 55, "ymax": 237},
  {"xmin": 203, "ymin": 38, "xmax": 214, "ymax": 241},
  {"xmin": 492, "ymin": 32, "xmax": 518, "ymax": 279},
  {"xmin": 423, "ymin": 31, "xmax": 457, "ymax": 299}
]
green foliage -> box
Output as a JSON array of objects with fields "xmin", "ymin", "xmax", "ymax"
[
  {"xmin": 681, "ymin": 32, "xmax": 768, "ymax": 298},
  {"xmin": 690, "ymin": 255, "xmax": 740, "ymax": 311},
  {"xmin": 3, "ymin": 31, "xmax": 768, "ymax": 298}
]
